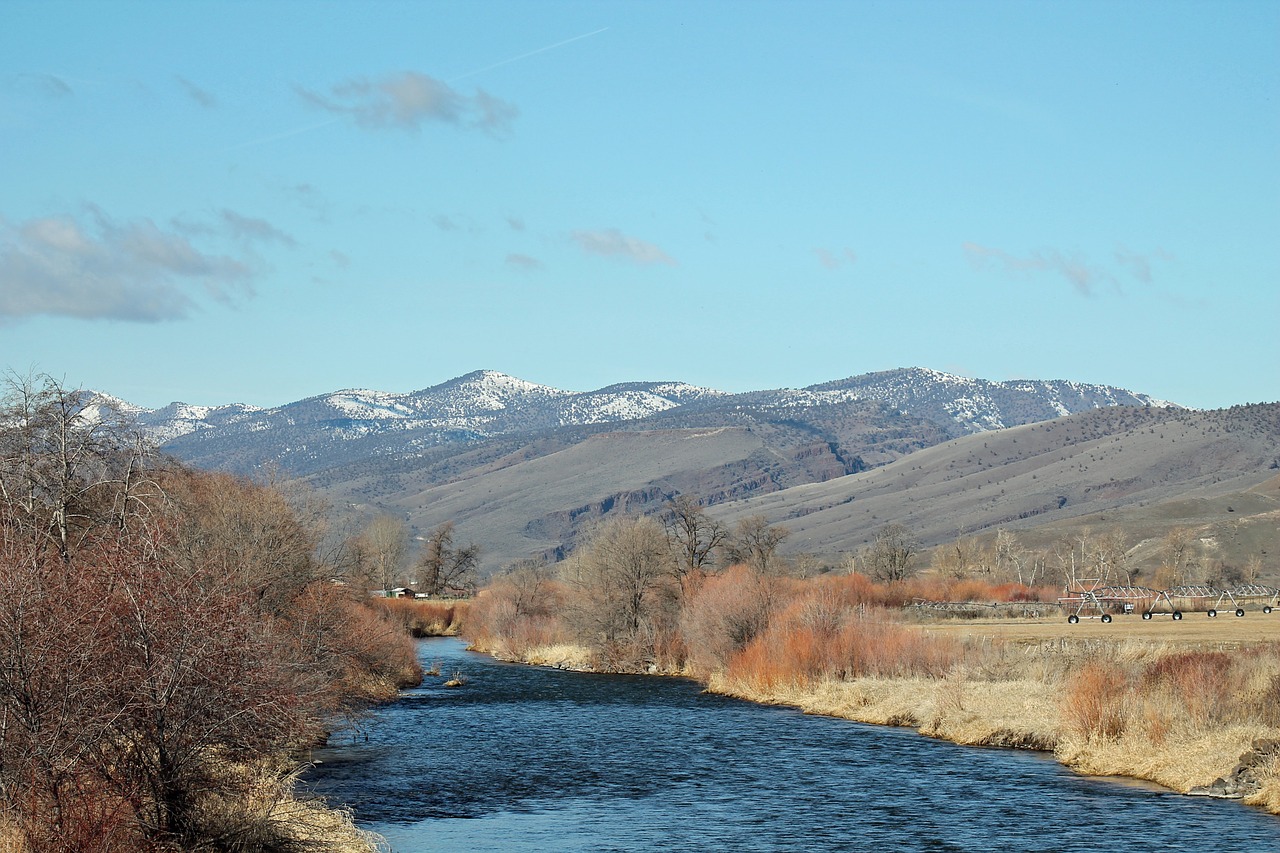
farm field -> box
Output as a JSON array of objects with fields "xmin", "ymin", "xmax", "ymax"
[{"xmin": 922, "ymin": 611, "xmax": 1280, "ymax": 646}]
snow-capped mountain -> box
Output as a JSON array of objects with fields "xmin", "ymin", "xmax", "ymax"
[
  {"xmin": 802, "ymin": 368, "xmax": 1175, "ymax": 431},
  {"xmin": 96, "ymin": 367, "xmax": 1177, "ymax": 476}
]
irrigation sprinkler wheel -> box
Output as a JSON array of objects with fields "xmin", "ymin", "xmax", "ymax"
[
  {"xmin": 1236, "ymin": 608, "xmax": 1246, "ymax": 617},
  {"xmin": 1068, "ymin": 614, "xmax": 1080, "ymax": 624},
  {"xmin": 1172, "ymin": 611, "xmax": 1183, "ymax": 620},
  {"xmin": 1101, "ymin": 614, "xmax": 1112, "ymax": 623},
  {"xmin": 1207, "ymin": 609, "xmax": 1217, "ymax": 618},
  {"xmin": 1265, "ymin": 606, "xmax": 1274, "ymax": 615},
  {"xmin": 1142, "ymin": 611, "xmax": 1152, "ymax": 620}
]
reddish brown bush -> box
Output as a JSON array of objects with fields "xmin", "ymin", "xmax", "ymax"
[
  {"xmin": 680, "ymin": 564, "xmax": 777, "ymax": 674},
  {"xmin": 724, "ymin": 585, "xmax": 964, "ymax": 690},
  {"xmin": 1061, "ymin": 664, "xmax": 1131, "ymax": 740},
  {"xmin": 466, "ymin": 568, "xmax": 569, "ymax": 657},
  {"xmin": 373, "ymin": 596, "xmax": 466, "ymax": 637}
]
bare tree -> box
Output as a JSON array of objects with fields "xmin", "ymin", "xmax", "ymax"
[
  {"xmin": 724, "ymin": 515, "xmax": 790, "ymax": 575},
  {"xmin": 359, "ymin": 514, "xmax": 408, "ymax": 594},
  {"xmin": 563, "ymin": 516, "xmax": 676, "ymax": 664},
  {"xmin": 1157, "ymin": 526, "xmax": 1199, "ymax": 587},
  {"xmin": 1243, "ymin": 554, "xmax": 1264, "ymax": 584},
  {"xmin": 162, "ymin": 468, "xmax": 324, "ymax": 614},
  {"xmin": 0, "ymin": 372, "xmax": 147, "ymax": 560},
  {"xmin": 414, "ymin": 521, "xmax": 481, "ymax": 597},
  {"xmin": 0, "ymin": 387, "xmax": 424, "ymax": 851},
  {"xmin": 993, "ymin": 529, "xmax": 1032, "ymax": 584},
  {"xmin": 662, "ymin": 495, "xmax": 726, "ymax": 579},
  {"xmin": 929, "ymin": 536, "xmax": 981, "ymax": 579},
  {"xmin": 1093, "ymin": 528, "xmax": 1132, "ymax": 584},
  {"xmin": 498, "ymin": 558, "xmax": 559, "ymax": 618},
  {"xmin": 865, "ymin": 523, "xmax": 918, "ymax": 582}
]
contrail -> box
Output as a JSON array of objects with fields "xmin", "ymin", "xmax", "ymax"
[
  {"xmin": 223, "ymin": 118, "xmax": 341, "ymax": 152},
  {"xmin": 449, "ymin": 26, "xmax": 609, "ymax": 82}
]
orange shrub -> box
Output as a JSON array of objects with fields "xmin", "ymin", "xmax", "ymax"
[
  {"xmin": 725, "ymin": 586, "xmax": 965, "ymax": 690},
  {"xmin": 1145, "ymin": 651, "xmax": 1234, "ymax": 726},
  {"xmin": 680, "ymin": 565, "xmax": 777, "ymax": 674},
  {"xmin": 372, "ymin": 597, "xmax": 466, "ymax": 637},
  {"xmin": 1061, "ymin": 664, "xmax": 1130, "ymax": 740}
]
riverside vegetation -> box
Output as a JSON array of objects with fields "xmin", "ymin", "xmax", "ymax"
[
  {"xmin": 5, "ymin": 374, "xmax": 1274, "ymax": 849},
  {"xmin": 0, "ymin": 376, "xmax": 423, "ymax": 853},
  {"xmin": 466, "ymin": 511, "xmax": 1280, "ymax": 816}
]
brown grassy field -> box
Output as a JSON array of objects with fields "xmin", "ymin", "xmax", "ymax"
[{"xmin": 922, "ymin": 611, "xmax": 1280, "ymax": 646}]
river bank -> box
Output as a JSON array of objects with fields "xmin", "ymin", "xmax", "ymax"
[{"xmin": 468, "ymin": 635, "xmax": 1280, "ymax": 816}]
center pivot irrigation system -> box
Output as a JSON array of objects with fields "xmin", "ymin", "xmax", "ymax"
[{"xmin": 1058, "ymin": 578, "xmax": 1280, "ymax": 624}]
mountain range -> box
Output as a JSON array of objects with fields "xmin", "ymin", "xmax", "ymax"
[
  {"xmin": 89, "ymin": 367, "xmax": 1280, "ymax": 576},
  {"xmin": 109, "ymin": 367, "xmax": 1173, "ymax": 475}
]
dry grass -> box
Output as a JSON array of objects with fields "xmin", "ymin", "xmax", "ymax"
[
  {"xmin": 0, "ymin": 816, "xmax": 23, "ymax": 853},
  {"xmin": 0, "ymin": 773, "xmax": 385, "ymax": 853},
  {"xmin": 1248, "ymin": 757, "xmax": 1280, "ymax": 812},
  {"xmin": 924, "ymin": 611, "xmax": 1280, "ymax": 646},
  {"xmin": 519, "ymin": 643, "xmax": 596, "ymax": 671},
  {"xmin": 272, "ymin": 797, "xmax": 386, "ymax": 852},
  {"xmin": 468, "ymin": 639, "xmax": 598, "ymax": 672}
]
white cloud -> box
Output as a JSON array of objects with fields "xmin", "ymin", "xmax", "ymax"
[
  {"xmin": 297, "ymin": 71, "xmax": 517, "ymax": 135},
  {"xmin": 0, "ymin": 208, "xmax": 254, "ymax": 322},
  {"xmin": 571, "ymin": 228, "xmax": 676, "ymax": 266}
]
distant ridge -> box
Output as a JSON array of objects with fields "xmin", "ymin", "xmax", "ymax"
[{"xmin": 95, "ymin": 367, "xmax": 1175, "ymax": 474}]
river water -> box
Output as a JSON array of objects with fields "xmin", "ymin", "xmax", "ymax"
[{"xmin": 303, "ymin": 638, "xmax": 1279, "ymax": 852}]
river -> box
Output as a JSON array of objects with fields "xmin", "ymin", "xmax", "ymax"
[{"xmin": 302, "ymin": 638, "xmax": 1279, "ymax": 852}]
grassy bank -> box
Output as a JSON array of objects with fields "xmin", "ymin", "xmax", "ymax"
[
  {"xmin": 466, "ymin": 534, "xmax": 1280, "ymax": 816},
  {"xmin": 712, "ymin": 635, "xmax": 1280, "ymax": 811}
]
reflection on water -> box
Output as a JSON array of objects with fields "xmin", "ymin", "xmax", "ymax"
[{"xmin": 304, "ymin": 639, "xmax": 1279, "ymax": 852}]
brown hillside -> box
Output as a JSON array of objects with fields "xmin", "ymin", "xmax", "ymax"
[{"xmin": 713, "ymin": 403, "xmax": 1280, "ymax": 578}]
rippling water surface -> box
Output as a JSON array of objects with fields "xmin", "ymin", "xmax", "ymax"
[{"xmin": 303, "ymin": 638, "xmax": 1279, "ymax": 852}]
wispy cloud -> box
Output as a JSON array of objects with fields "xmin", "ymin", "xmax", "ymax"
[
  {"xmin": 1113, "ymin": 245, "xmax": 1171, "ymax": 284},
  {"xmin": 506, "ymin": 253, "xmax": 543, "ymax": 271},
  {"xmin": 814, "ymin": 247, "xmax": 857, "ymax": 270},
  {"xmin": 176, "ymin": 75, "xmax": 217, "ymax": 108},
  {"xmin": 220, "ymin": 210, "xmax": 297, "ymax": 247},
  {"xmin": 505, "ymin": 215, "xmax": 526, "ymax": 232},
  {"xmin": 13, "ymin": 72, "xmax": 72, "ymax": 98},
  {"xmin": 963, "ymin": 242, "xmax": 1110, "ymax": 296},
  {"xmin": 0, "ymin": 208, "xmax": 255, "ymax": 322},
  {"xmin": 571, "ymin": 228, "xmax": 676, "ymax": 266},
  {"xmin": 297, "ymin": 71, "xmax": 517, "ymax": 135}
]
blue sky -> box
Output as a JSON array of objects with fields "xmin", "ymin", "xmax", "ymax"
[{"xmin": 2, "ymin": 0, "xmax": 1277, "ymax": 410}]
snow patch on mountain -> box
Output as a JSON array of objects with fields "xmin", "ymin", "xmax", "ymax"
[{"xmin": 102, "ymin": 367, "xmax": 1180, "ymax": 461}]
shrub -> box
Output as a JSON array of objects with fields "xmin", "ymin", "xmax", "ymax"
[
  {"xmin": 372, "ymin": 597, "xmax": 466, "ymax": 637},
  {"xmin": 1061, "ymin": 664, "xmax": 1131, "ymax": 740}
]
